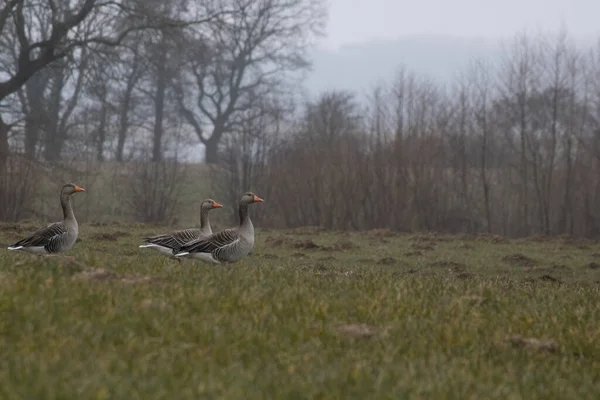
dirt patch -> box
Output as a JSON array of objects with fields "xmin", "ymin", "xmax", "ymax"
[
  {"xmin": 532, "ymin": 264, "xmax": 573, "ymax": 276},
  {"xmin": 539, "ymin": 274, "xmax": 561, "ymax": 283},
  {"xmin": 318, "ymin": 256, "xmax": 337, "ymax": 262},
  {"xmin": 528, "ymin": 235, "xmax": 555, "ymax": 242},
  {"xmin": 261, "ymin": 253, "xmax": 279, "ymax": 259},
  {"xmin": 501, "ymin": 253, "xmax": 537, "ymax": 267},
  {"xmin": 455, "ymin": 272, "xmax": 473, "ymax": 280},
  {"xmin": 411, "ymin": 233, "xmax": 449, "ymax": 243},
  {"xmin": 0, "ymin": 273, "xmax": 13, "ymax": 288},
  {"xmin": 72, "ymin": 268, "xmax": 160, "ymax": 285},
  {"xmin": 410, "ymin": 243, "xmax": 435, "ymax": 251},
  {"xmin": 330, "ymin": 239, "xmax": 358, "ymax": 251},
  {"xmin": 559, "ymin": 236, "xmax": 594, "ymax": 249},
  {"xmin": 264, "ymin": 236, "xmax": 323, "ymax": 250},
  {"xmin": 294, "ymin": 239, "xmax": 321, "ymax": 250},
  {"xmin": 368, "ymin": 228, "xmax": 398, "ymax": 238},
  {"xmin": 264, "ymin": 236, "xmax": 294, "ymax": 247},
  {"xmin": 357, "ymin": 258, "xmax": 374, "ymax": 263},
  {"xmin": 72, "ymin": 268, "xmax": 118, "ymax": 281},
  {"xmin": 430, "ymin": 260, "xmax": 467, "ymax": 271},
  {"xmin": 334, "ymin": 323, "xmax": 378, "ymax": 339},
  {"xmin": 404, "ymin": 268, "xmax": 434, "ymax": 277},
  {"xmin": 140, "ymin": 298, "xmax": 169, "ymax": 310},
  {"xmin": 371, "ymin": 237, "xmax": 390, "ymax": 244},
  {"xmin": 89, "ymin": 231, "xmax": 130, "ymax": 241},
  {"xmin": 459, "ymin": 295, "xmax": 486, "ymax": 305},
  {"xmin": 404, "ymin": 250, "xmax": 423, "ymax": 256},
  {"xmin": 285, "ymin": 226, "xmax": 325, "ymax": 235},
  {"xmin": 0, "ymin": 224, "xmax": 21, "ymax": 232},
  {"xmin": 475, "ymin": 234, "xmax": 507, "ymax": 244},
  {"xmin": 588, "ymin": 262, "xmax": 600, "ymax": 270},
  {"xmin": 292, "ymin": 252, "xmax": 308, "ymax": 258},
  {"xmin": 457, "ymin": 234, "xmax": 477, "ymax": 241},
  {"xmin": 298, "ymin": 263, "xmax": 328, "ymax": 272},
  {"xmin": 506, "ymin": 335, "xmax": 558, "ymax": 353},
  {"xmin": 2, "ymin": 223, "xmax": 38, "ymax": 233},
  {"xmin": 90, "ymin": 221, "xmax": 110, "ymax": 227},
  {"xmin": 377, "ymin": 257, "xmax": 397, "ymax": 265}
]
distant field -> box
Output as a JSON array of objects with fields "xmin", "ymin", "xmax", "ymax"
[
  {"xmin": 10, "ymin": 160, "xmax": 221, "ymax": 225},
  {"xmin": 1, "ymin": 223, "xmax": 600, "ymax": 398}
]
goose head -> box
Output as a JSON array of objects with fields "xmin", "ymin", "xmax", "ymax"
[
  {"xmin": 241, "ymin": 192, "xmax": 264, "ymax": 204},
  {"xmin": 201, "ymin": 199, "xmax": 224, "ymax": 210},
  {"xmin": 61, "ymin": 183, "xmax": 85, "ymax": 197}
]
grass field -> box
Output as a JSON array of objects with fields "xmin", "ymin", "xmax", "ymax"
[{"xmin": 1, "ymin": 222, "xmax": 600, "ymax": 398}]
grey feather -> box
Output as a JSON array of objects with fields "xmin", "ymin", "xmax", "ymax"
[
  {"xmin": 139, "ymin": 198, "xmax": 222, "ymax": 256},
  {"xmin": 8, "ymin": 183, "xmax": 84, "ymax": 254},
  {"xmin": 142, "ymin": 228, "xmax": 203, "ymax": 253},
  {"xmin": 176, "ymin": 192, "xmax": 263, "ymax": 263}
]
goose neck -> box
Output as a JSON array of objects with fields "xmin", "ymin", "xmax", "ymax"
[
  {"xmin": 61, "ymin": 194, "xmax": 75, "ymax": 221},
  {"xmin": 200, "ymin": 207, "xmax": 210, "ymax": 229},
  {"xmin": 239, "ymin": 202, "xmax": 250, "ymax": 227}
]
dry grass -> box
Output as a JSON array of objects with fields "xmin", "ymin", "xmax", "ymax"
[{"xmin": 1, "ymin": 224, "xmax": 600, "ymax": 398}]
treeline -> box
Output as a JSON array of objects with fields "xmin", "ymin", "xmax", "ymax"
[
  {"xmin": 0, "ymin": 0, "xmax": 325, "ymax": 223},
  {"xmin": 1, "ymin": 3, "xmax": 600, "ymax": 237},
  {"xmin": 229, "ymin": 32, "xmax": 600, "ymax": 237}
]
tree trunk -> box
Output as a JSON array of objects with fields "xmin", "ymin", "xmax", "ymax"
[
  {"xmin": 116, "ymin": 89, "xmax": 133, "ymax": 162},
  {"xmin": 43, "ymin": 66, "xmax": 66, "ymax": 162},
  {"xmin": 24, "ymin": 72, "xmax": 49, "ymax": 158},
  {"xmin": 24, "ymin": 116, "xmax": 42, "ymax": 158},
  {"xmin": 43, "ymin": 133, "xmax": 62, "ymax": 161},
  {"xmin": 204, "ymin": 124, "xmax": 226, "ymax": 164},
  {"xmin": 96, "ymin": 103, "xmax": 108, "ymax": 162},
  {"xmin": 0, "ymin": 115, "xmax": 9, "ymax": 175},
  {"xmin": 204, "ymin": 137, "xmax": 220, "ymax": 164},
  {"xmin": 152, "ymin": 64, "xmax": 166, "ymax": 163}
]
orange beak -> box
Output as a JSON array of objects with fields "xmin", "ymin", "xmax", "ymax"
[
  {"xmin": 74, "ymin": 185, "xmax": 85, "ymax": 192},
  {"xmin": 213, "ymin": 202, "xmax": 224, "ymax": 208},
  {"xmin": 253, "ymin": 195, "xmax": 264, "ymax": 202}
]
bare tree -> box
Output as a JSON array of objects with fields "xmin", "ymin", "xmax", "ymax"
[
  {"xmin": 495, "ymin": 34, "xmax": 543, "ymax": 235},
  {"xmin": 467, "ymin": 58, "xmax": 496, "ymax": 233},
  {"xmin": 141, "ymin": 24, "xmax": 186, "ymax": 162},
  {"xmin": 177, "ymin": 0, "xmax": 327, "ymax": 164},
  {"xmin": 215, "ymin": 96, "xmax": 289, "ymax": 224},
  {"xmin": 0, "ymin": 0, "xmax": 223, "ymax": 169}
]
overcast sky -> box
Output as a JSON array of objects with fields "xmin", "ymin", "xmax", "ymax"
[{"xmin": 323, "ymin": 0, "xmax": 600, "ymax": 49}]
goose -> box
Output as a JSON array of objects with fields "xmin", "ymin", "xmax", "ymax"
[
  {"xmin": 175, "ymin": 192, "xmax": 263, "ymax": 264},
  {"xmin": 139, "ymin": 199, "xmax": 224, "ymax": 257},
  {"xmin": 7, "ymin": 183, "xmax": 85, "ymax": 255}
]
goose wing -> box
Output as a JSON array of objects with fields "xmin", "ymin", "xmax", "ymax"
[
  {"xmin": 143, "ymin": 228, "xmax": 202, "ymax": 249},
  {"xmin": 11, "ymin": 222, "xmax": 67, "ymax": 249},
  {"xmin": 179, "ymin": 228, "xmax": 239, "ymax": 254}
]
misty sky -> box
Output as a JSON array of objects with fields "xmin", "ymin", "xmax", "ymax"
[{"xmin": 324, "ymin": 0, "xmax": 599, "ymax": 49}]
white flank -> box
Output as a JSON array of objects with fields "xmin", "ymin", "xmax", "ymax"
[
  {"xmin": 188, "ymin": 252, "xmax": 220, "ymax": 264},
  {"xmin": 139, "ymin": 243, "xmax": 175, "ymax": 256},
  {"xmin": 8, "ymin": 246, "xmax": 48, "ymax": 254}
]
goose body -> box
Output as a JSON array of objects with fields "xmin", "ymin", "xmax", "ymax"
[
  {"xmin": 7, "ymin": 183, "xmax": 85, "ymax": 254},
  {"xmin": 175, "ymin": 192, "xmax": 263, "ymax": 264},
  {"xmin": 139, "ymin": 199, "xmax": 223, "ymax": 256}
]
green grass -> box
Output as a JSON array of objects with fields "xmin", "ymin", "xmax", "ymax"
[{"xmin": 1, "ymin": 223, "xmax": 600, "ymax": 398}]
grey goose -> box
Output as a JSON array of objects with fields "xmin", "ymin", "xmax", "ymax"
[
  {"xmin": 175, "ymin": 192, "xmax": 263, "ymax": 264},
  {"xmin": 139, "ymin": 198, "xmax": 224, "ymax": 257},
  {"xmin": 7, "ymin": 183, "xmax": 85, "ymax": 255}
]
